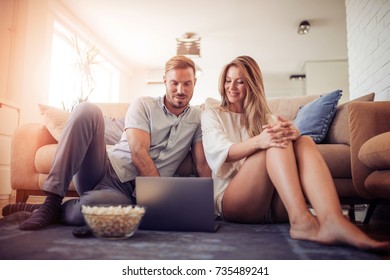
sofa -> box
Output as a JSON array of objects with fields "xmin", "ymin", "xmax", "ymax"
[
  {"xmin": 10, "ymin": 92, "xmax": 388, "ymax": 221},
  {"xmin": 348, "ymin": 101, "xmax": 390, "ymax": 221}
]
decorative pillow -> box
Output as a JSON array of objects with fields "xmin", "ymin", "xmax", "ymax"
[
  {"xmin": 38, "ymin": 104, "xmax": 124, "ymax": 144},
  {"xmin": 358, "ymin": 132, "xmax": 390, "ymax": 169},
  {"xmin": 38, "ymin": 104, "xmax": 70, "ymax": 141},
  {"xmin": 293, "ymin": 89, "xmax": 342, "ymax": 143}
]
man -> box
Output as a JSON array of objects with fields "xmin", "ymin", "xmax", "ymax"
[{"xmin": 2, "ymin": 55, "xmax": 211, "ymax": 230}]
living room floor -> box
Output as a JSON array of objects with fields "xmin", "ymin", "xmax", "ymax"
[{"xmin": 1, "ymin": 196, "xmax": 389, "ymax": 259}]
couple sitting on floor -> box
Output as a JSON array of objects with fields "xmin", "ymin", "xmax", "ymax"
[{"xmin": 2, "ymin": 55, "xmax": 389, "ymax": 252}]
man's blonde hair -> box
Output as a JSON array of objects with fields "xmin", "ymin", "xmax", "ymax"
[
  {"xmin": 219, "ymin": 56, "xmax": 271, "ymax": 137},
  {"xmin": 165, "ymin": 55, "xmax": 196, "ymax": 76}
]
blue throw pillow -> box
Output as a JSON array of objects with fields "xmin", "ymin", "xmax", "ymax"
[{"xmin": 293, "ymin": 89, "xmax": 342, "ymax": 143}]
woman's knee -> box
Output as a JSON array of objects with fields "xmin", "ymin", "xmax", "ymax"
[
  {"xmin": 293, "ymin": 136, "xmax": 321, "ymax": 163},
  {"xmin": 294, "ymin": 136, "xmax": 316, "ymax": 150}
]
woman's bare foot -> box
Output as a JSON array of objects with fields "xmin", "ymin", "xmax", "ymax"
[
  {"xmin": 289, "ymin": 212, "xmax": 320, "ymax": 242},
  {"xmin": 314, "ymin": 215, "xmax": 390, "ymax": 251}
]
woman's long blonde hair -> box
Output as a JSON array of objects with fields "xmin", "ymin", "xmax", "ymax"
[{"xmin": 219, "ymin": 56, "xmax": 271, "ymax": 137}]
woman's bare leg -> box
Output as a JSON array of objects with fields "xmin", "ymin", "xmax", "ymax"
[
  {"xmin": 222, "ymin": 150, "xmax": 276, "ymax": 223},
  {"xmin": 265, "ymin": 142, "xmax": 321, "ymax": 241},
  {"xmin": 222, "ymin": 136, "xmax": 389, "ymax": 250},
  {"xmin": 293, "ymin": 136, "xmax": 390, "ymax": 250}
]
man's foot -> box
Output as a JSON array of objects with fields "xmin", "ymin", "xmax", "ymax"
[
  {"xmin": 2, "ymin": 203, "xmax": 41, "ymax": 216},
  {"xmin": 0, "ymin": 211, "xmax": 32, "ymax": 226},
  {"xmin": 19, "ymin": 194, "xmax": 63, "ymax": 231}
]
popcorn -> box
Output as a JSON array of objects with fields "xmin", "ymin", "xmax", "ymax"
[
  {"xmin": 82, "ymin": 205, "xmax": 145, "ymax": 215},
  {"xmin": 82, "ymin": 205, "xmax": 145, "ymax": 239}
]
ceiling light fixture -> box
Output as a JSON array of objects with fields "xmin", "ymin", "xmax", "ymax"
[
  {"xmin": 289, "ymin": 74, "xmax": 306, "ymax": 81},
  {"xmin": 177, "ymin": 32, "xmax": 201, "ymax": 57},
  {"xmin": 298, "ymin": 20, "xmax": 311, "ymax": 34}
]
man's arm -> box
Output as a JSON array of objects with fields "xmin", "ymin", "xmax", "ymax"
[
  {"xmin": 126, "ymin": 128, "xmax": 160, "ymax": 176},
  {"xmin": 191, "ymin": 142, "xmax": 212, "ymax": 177}
]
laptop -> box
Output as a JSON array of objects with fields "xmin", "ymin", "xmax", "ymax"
[{"xmin": 135, "ymin": 177, "xmax": 217, "ymax": 232}]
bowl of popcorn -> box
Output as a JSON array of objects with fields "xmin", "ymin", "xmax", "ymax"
[{"xmin": 81, "ymin": 204, "xmax": 146, "ymax": 240}]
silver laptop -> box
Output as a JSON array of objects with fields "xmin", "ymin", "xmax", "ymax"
[{"xmin": 135, "ymin": 177, "xmax": 217, "ymax": 232}]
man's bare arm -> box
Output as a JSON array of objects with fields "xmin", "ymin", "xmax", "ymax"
[{"xmin": 126, "ymin": 128, "xmax": 159, "ymax": 176}]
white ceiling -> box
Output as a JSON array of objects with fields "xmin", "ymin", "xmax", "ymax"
[{"xmin": 59, "ymin": 0, "xmax": 348, "ymax": 80}]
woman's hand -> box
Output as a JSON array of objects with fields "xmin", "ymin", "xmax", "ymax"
[
  {"xmin": 226, "ymin": 115, "xmax": 301, "ymax": 162},
  {"xmin": 255, "ymin": 114, "xmax": 300, "ymax": 149},
  {"xmin": 275, "ymin": 114, "xmax": 300, "ymax": 141}
]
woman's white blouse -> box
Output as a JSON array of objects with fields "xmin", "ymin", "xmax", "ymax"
[{"xmin": 201, "ymin": 106, "xmax": 249, "ymax": 214}]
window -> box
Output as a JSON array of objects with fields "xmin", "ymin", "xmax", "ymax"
[{"xmin": 49, "ymin": 21, "xmax": 119, "ymax": 111}]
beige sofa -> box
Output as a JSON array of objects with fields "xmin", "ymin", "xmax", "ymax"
[{"xmin": 11, "ymin": 93, "xmax": 388, "ymax": 220}]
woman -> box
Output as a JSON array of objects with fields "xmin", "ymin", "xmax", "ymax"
[{"xmin": 201, "ymin": 55, "xmax": 389, "ymax": 250}]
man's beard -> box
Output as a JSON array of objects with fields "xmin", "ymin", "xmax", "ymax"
[{"xmin": 169, "ymin": 94, "xmax": 189, "ymax": 108}]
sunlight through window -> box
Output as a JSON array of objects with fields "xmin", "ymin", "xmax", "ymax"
[{"xmin": 49, "ymin": 21, "xmax": 119, "ymax": 111}]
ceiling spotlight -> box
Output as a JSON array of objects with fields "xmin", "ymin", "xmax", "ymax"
[
  {"xmin": 177, "ymin": 32, "xmax": 201, "ymax": 57},
  {"xmin": 298, "ymin": 20, "xmax": 310, "ymax": 34}
]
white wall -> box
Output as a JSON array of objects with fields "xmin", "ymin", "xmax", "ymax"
[
  {"xmin": 0, "ymin": 0, "xmax": 53, "ymax": 124},
  {"xmin": 304, "ymin": 60, "xmax": 350, "ymax": 103},
  {"xmin": 264, "ymin": 74, "xmax": 306, "ymax": 98},
  {"xmin": 346, "ymin": 0, "xmax": 390, "ymax": 101}
]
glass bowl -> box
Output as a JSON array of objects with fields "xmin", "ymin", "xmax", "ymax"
[{"xmin": 81, "ymin": 205, "xmax": 146, "ymax": 240}]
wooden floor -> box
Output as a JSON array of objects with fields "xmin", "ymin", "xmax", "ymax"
[{"xmin": 1, "ymin": 196, "xmax": 389, "ymax": 259}]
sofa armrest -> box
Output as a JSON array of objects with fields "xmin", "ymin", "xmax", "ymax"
[
  {"xmin": 349, "ymin": 101, "xmax": 390, "ymax": 198},
  {"xmin": 11, "ymin": 123, "xmax": 57, "ymax": 190}
]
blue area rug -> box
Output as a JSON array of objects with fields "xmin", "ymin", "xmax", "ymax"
[{"xmin": 0, "ymin": 212, "xmax": 380, "ymax": 260}]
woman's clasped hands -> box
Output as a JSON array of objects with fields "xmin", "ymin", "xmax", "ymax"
[{"xmin": 256, "ymin": 114, "xmax": 300, "ymax": 149}]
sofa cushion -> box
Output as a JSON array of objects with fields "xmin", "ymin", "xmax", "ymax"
[
  {"xmin": 38, "ymin": 104, "xmax": 125, "ymax": 144},
  {"xmin": 365, "ymin": 171, "xmax": 390, "ymax": 198},
  {"xmin": 358, "ymin": 132, "xmax": 390, "ymax": 169},
  {"xmin": 293, "ymin": 90, "xmax": 342, "ymax": 143},
  {"xmin": 35, "ymin": 144, "xmax": 58, "ymax": 173},
  {"xmin": 324, "ymin": 92, "xmax": 375, "ymax": 145},
  {"xmin": 316, "ymin": 144, "xmax": 351, "ymax": 178}
]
